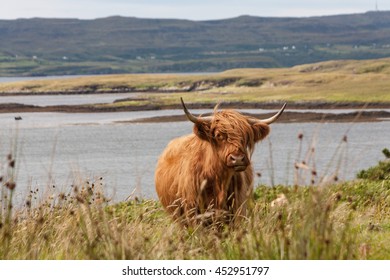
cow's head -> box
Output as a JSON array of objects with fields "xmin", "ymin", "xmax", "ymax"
[{"xmin": 181, "ymin": 98, "xmax": 286, "ymax": 172}]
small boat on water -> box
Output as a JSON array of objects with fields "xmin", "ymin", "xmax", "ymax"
[{"xmin": 14, "ymin": 116, "xmax": 22, "ymax": 120}]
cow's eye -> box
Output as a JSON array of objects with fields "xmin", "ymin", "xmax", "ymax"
[{"xmin": 215, "ymin": 133, "xmax": 226, "ymax": 141}]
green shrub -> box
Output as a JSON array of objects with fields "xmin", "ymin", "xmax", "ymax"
[{"xmin": 357, "ymin": 148, "xmax": 390, "ymax": 181}]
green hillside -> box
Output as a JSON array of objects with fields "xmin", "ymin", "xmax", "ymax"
[{"xmin": 1, "ymin": 12, "xmax": 390, "ymax": 76}]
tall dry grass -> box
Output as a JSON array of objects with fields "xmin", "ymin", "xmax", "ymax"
[
  {"xmin": 1, "ymin": 148, "xmax": 389, "ymax": 259},
  {"xmin": 1, "ymin": 117, "xmax": 389, "ymax": 259}
]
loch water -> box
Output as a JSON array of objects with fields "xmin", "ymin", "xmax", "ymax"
[{"xmin": 0, "ymin": 110, "xmax": 388, "ymax": 205}]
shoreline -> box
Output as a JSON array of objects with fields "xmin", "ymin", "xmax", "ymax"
[
  {"xmin": 1, "ymin": 101, "xmax": 390, "ymax": 123},
  {"xmin": 124, "ymin": 110, "xmax": 390, "ymax": 123}
]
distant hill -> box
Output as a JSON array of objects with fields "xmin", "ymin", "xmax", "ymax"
[{"xmin": 1, "ymin": 11, "xmax": 390, "ymax": 76}]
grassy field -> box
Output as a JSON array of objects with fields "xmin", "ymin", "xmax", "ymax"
[
  {"xmin": 0, "ymin": 149, "xmax": 389, "ymax": 260},
  {"xmin": 1, "ymin": 58, "xmax": 390, "ymax": 106}
]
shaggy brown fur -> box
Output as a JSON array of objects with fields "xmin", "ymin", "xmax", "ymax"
[{"xmin": 155, "ymin": 107, "xmax": 272, "ymax": 225}]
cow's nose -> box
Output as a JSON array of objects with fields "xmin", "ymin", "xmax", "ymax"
[{"xmin": 228, "ymin": 153, "xmax": 246, "ymax": 166}]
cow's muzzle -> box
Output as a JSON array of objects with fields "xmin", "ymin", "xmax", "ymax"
[{"xmin": 227, "ymin": 153, "xmax": 249, "ymax": 172}]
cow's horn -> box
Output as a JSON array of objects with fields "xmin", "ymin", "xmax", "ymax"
[
  {"xmin": 250, "ymin": 103, "xmax": 287, "ymax": 125},
  {"xmin": 181, "ymin": 97, "xmax": 212, "ymax": 124}
]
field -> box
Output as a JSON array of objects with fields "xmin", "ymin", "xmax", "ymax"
[
  {"xmin": 1, "ymin": 58, "xmax": 390, "ymax": 108},
  {"xmin": 0, "ymin": 147, "xmax": 389, "ymax": 260}
]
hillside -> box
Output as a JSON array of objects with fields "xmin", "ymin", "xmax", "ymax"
[{"xmin": 1, "ymin": 11, "xmax": 390, "ymax": 75}]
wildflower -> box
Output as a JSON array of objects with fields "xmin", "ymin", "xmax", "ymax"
[{"xmin": 5, "ymin": 181, "xmax": 16, "ymax": 190}]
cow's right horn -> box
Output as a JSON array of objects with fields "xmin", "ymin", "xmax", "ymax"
[
  {"xmin": 249, "ymin": 103, "xmax": 287, "ymax": 125},
  {"xmin": 181, "ymin": 97, "xmax": 212, "ymax": 124}
]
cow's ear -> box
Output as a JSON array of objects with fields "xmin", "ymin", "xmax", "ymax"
[
  {"xmin": 193, "ymin": 121, "xmax": 212, "ymax": 141},
  {"xmin": 252, "ymin": 122, "xmax": 270, "ymax": 142}
]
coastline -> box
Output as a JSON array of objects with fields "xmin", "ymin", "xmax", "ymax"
[
  {"xmin": 1, "ymin": 100, "xmax": 390, "ymax": 123},
  {"xmin": 123, "ymin": 110, "xmax": 390, "ymax": 123}
]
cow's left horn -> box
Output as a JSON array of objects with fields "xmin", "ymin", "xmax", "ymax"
[
  {"xmin": 250, "ymin": 103, "xmax": 287, "ymax": 125},
  {"xmin": 181, "ymin": 97, "xmax": 212, "ymax": 124}
]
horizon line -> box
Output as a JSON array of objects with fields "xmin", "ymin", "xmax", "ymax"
[{"xmin": 0, "ymin": 10, "xmax": 388, "ymax": 22}]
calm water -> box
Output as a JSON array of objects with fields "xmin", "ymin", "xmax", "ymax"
[
  {"xmin": 0, "ymin": 93, "xmax": 141, "ymax": 106},
  {"xmin": 0, "ymin": 111, "xmax": 388, "ymax": 205},
  {"xmin": 0, "ymin": 88, "xmax": 389, "ymax": 204}
]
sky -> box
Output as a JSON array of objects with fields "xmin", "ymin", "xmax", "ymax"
[{"xmin": 0, "ymin": 0, "xmax": 389, "ymax": 20}]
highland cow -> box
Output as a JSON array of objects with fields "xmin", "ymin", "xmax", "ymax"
[{"xmin": 155, "ymin": 98, "xmax": 286, "ymax": 225}]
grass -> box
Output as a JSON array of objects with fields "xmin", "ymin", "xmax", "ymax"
[
  {"xmin": 1, "ymin": 58, "xmax": 390, "ymax": 105},
  {"xmin": 1, "ymin": 149, "xmax": 389, "ymax": 259},
  {"xmin": 357, "ymin": 149, "xmax": 390, "ymax": 181}
]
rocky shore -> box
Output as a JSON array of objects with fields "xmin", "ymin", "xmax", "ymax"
[
  {"xmin": 1, "ymin": 100, "xmax": 389, "ymax": 123},
  {"xmin": 125, "ymin": 110, "xmax": 390, "ymax": 123}
]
